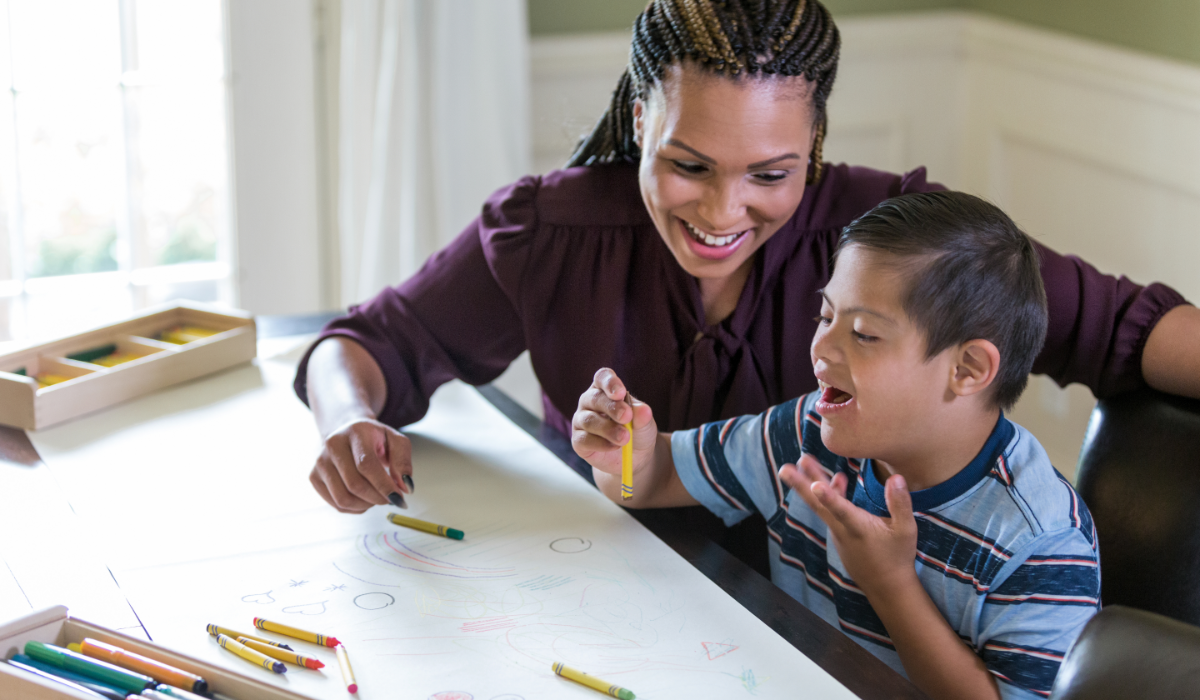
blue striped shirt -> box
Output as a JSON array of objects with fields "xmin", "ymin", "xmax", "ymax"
[{"xmin": 672, "ymin": 391, "xmax": 1100, "ymax": 699}]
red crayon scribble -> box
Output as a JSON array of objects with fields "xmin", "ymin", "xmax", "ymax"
[{"xmin": 702, "ymin": 641, "xmax": 739, "ymax": 660}]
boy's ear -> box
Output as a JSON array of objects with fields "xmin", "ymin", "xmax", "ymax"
[{"xmin": 950, "ymin": 339, "xmax": 1001, "ymax": 398}]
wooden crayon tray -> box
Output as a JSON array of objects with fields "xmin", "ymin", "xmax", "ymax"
[
  {"xmin": 0, "ymin": 605, "xmax": 312, "ymax": 699},
  {"xmin": 0, "ymin": 302, "xmax": 257, "ymax": 431}
]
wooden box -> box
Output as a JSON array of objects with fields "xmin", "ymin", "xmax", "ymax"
[
  {"xmin": 0, "ymin": 606, "xmax": 312, "ymax": 699},
  {"xmin": 0, "ymin": 302, "xmax": 257, "ymax": 430}
]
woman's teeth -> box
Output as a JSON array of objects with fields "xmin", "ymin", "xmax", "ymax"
[{"xmin": 684, "ymin": 220, "xmax": 743, "ymax": 247}]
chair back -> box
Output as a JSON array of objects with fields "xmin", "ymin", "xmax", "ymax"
[
  {"xmin": 1049, "ymin": 605, "xmax": 1200, "ymax": 699},
  {"xmin": 1075, "ymin": 388, "xmax": 1200, "ymax": 625}
]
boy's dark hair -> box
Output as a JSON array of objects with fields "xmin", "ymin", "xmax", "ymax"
[{"xmin": 835, "ymin": 191, "xmax": 1048, "ymax": 411}]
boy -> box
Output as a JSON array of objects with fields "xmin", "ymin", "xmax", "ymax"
[{"xmin": 572, "ymin": 191, "xmax": 1100, "ymax": 700}]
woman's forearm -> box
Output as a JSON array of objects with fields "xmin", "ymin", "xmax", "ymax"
[
  {"xmin": 305, "ymin": 337, "xmax": 388, "ymax": 437},
  {"xmin": 1142, "ymin": 304, "xmax": 1200, "ymax": 398}
]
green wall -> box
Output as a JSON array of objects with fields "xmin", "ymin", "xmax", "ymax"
[{"xmin": 528, "ymin": 0, "xmax": 1200, "ymax": 67}]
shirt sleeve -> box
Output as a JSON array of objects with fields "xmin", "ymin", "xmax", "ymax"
[
  {"xmin": 671, "ymin": 397, "xmax": 807, "ymax": 527},
  {"xmin": 975, "ymin": 527, "xmax": 1101, "ymax": 699},
  {"xmin": 1033, "ymin": 242, "xmax": 1188, "ymax": 397},
  {"xmin": 292, "ymin": 177, "xmax": 537, "ymax": 428}
]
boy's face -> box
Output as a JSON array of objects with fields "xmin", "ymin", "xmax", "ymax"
[{"xmin": 810, "ymin": 245, "xmax": 957, "ymax": 461}]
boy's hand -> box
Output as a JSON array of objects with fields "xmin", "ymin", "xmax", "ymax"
[
  {"xmin": 572, "ymin": 368, "xmax": 658, "ymax": 476},
  {"xmin": 781, "ymin": 454, "xmax": 918, "ymax": 596}
]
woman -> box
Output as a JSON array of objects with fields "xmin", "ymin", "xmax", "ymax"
[{"xmin": 295, "ymin": 0, "xmax": 1198, "ymax": 524}]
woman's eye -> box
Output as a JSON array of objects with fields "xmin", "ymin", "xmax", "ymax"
[
  {"xmin": 753, "ymin": 171, "xmax": 788, "ymax": 183},
  {"xmin": 673, "ymin": 161, "xmax": 707, "ymax": 175}
]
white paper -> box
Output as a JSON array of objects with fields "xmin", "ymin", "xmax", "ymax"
[{"xmin": 29, "ymin": 339, "xmax": 855, "ymax": 700}]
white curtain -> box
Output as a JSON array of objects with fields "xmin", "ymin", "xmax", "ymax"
[{"xmin": 337, "ymin": 0, "xmax": 531, "ymax": 306}]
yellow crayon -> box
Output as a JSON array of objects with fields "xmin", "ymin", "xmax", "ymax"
[
  {"xmin": 236, "ymin": 637, "xmax": 324, "ymax": 669},
  {"xmin": 35, "ymin": 374, "xmax": 73, "ymax": 388},
  {"xmin": 387, "ymin": 512, "xmax": 464, "ymax": 540},
  {"xmin": 552, "ymin": 662, "xmax": 635, "ymax": 699},
  {"xmin": 621, "ymin": 394, "xmax": 634, "ymax": 500},
  {"xmin": 206, "ymin": 624, "xmax": 293, "ymax": 650},
  {"xmin": 92, "ymin": 352, "xmax": 140, "ymax": 367},
  {"xmin": 253, "ymin": 617, "xmax": 340, "ymax": 647},
  {"xmin": 214, "ymin": 634, "xmax": 285, "ymax": 673},
  {"xmin": 336, "ymin": 644, "xmax": 358, "ymax": 694}
]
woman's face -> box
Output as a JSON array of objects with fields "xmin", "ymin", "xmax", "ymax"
[{"xmin": 636, "ymin": 63, "xmax": 817, "ymax": 283}]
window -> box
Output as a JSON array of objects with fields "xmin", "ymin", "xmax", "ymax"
[{"xmin": 0, "ymin": 0, "xmax": 233, "ymax": 345}]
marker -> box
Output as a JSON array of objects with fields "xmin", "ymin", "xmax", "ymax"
[
  {"xmin": 4, "ymin": 658, "xmax": 113, "ymax": 700},
  {"xmin": 252, "ymin": 618, "xmax": 340, "ymax": 647},
  {"xmin": 236, "ymin": 637, "xmax": 325, "ymax": 669},
  {"xmin": 25, "ymin": 640, "xmax": 155, "ymax": 695},
  {"xmin": 141, "ymin": 690, "xmax": 182, "ymax": 700},
  {"xmin": 214, "ymin": 634, "xmax": 286, "ymax": 674},
  {"xmin": 206, "ymin": 623, "xmax": 293, "ymax": 650},
  {"xmin": 551, "ymin": 662, "xmax": 636, "ymax": 699},
  {"xmin": 386, "ymin": 512, "xmax": 464, "ymax": 540},
  {"xmin": 36, "ymin": 373, "xmax": 74, "ymax": 388},
  {"xmin": 68, "ymin": 344, "xmax": 119, "ymax": 364},
  {"xmin": 335, "ymin": 644, "xmax": 358, "ymax": 694},
  {"xmin": 9, "ymin": 654, "xmax": 132, "ymax": 699},
  {"xmin": 152, "ymin": 684, "xmax": 213, "ymax": 700},
  {"xmin": 92, "ymin": 351, "xmax": 140, "ymax": 367},
  {"xmin": 621, "ymin": 394, "xmax": 634, "ymax": 500},
  {"xmin": 72, "ymin": 638, "xmax": 208, "ymax": 695}
]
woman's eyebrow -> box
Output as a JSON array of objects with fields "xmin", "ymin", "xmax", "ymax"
[
  {"xmin": 664, "ymin": 139, "xmax": 715, "ymax": 164},
  {"xmin": 748, "ymin": 153, "xmax": 802, "ymax": 169}
]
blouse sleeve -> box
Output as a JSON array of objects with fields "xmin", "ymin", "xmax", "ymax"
[
  {"xmin": 292, "ymin": 177, "xmax": 538, "ymax": 428},
  {"xmin": 1033, "ymin": 242, "xmax": 1188, "ymax": 397}
]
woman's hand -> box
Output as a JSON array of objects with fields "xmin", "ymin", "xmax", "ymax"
[
  {"xmin": 305, "ymin": 337, "xmax": 412, "ymax": 513},
  {"xmin": 572, "ymin": 368, "xmax": 658, "ymax": 477},
  {"xmin": 310, "ymin": 417, "xmax": 414, "ymax": 513}
]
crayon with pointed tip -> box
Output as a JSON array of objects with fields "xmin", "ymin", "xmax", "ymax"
[
  {"xmin": 253, "ymin": 617, "xmax": 339, "ymax": 647},
  {"xmin": 552, "ymin": 661, "xmax": 636, "ymax": 699},
  {"xmin": 214, "ymin": 634, "xmax": 285, "ymax": 674},
  {"xmin": 236, "ymin": 637, "xmax": 324, "ymax": 669},
  {"xmin": 206, "ymin": 624, "xmax": 293, "ymax": 650}
]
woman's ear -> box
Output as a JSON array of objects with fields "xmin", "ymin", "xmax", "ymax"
[
  {"xmin": 950, "ymin": 339, "xmax": 1001, "ymax": 398},
  {"xmin": 633, "ymin": 98, "xmax": 645, "ymax": 149}
]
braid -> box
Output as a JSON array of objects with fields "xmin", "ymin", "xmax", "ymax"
[{"xmin": 567, "ymin": 0, "xmax": 841, "ymax": 185}]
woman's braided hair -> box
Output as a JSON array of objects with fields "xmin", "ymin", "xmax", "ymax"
[{"xmin": 566, "ymin": 0, "xmax": 840, "ymax": 184}]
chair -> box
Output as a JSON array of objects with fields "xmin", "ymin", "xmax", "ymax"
[
  {"xmin": 1049, "ymin": 605, "xmax": 1200, "ymax": 699},
  {"xmin": 1074, "ymin": 388, "xmax": 1200, "ymax": 626}
]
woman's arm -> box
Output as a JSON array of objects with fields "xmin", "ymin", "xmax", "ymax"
[{"xmin": 1142, "ymin": 304, "xmax": 1200, "ymax": 398}]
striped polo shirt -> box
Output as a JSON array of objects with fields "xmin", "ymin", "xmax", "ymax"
[{"xmin": 672, "ymin": 391, "xmax": 1101, "ymax": 699}]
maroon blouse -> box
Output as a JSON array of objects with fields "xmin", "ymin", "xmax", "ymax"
[{"xmin": 294, "ymin": 162, "xmax": 1187, "ymax": 437}]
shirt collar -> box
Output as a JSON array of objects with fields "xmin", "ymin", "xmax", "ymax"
[{"xmin": 860, "ymin": 412, "xmax": 1015, "ymax": 513}]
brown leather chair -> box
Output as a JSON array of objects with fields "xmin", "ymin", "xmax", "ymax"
[
  {"xmin": 1049, "ymin": 605, "xmax": 1200, "ymax": 699},
  {"xmin": 1074, "ymin": 388, "xmax": 1200, "ymax": 626}
]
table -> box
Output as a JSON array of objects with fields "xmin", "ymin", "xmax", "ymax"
[{"xmin": 0, "ymin": 313, "xmax": 926, "ymax": 700}]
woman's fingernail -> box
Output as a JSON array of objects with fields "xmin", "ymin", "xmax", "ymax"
[
  {"xmin": 402, "ymin": 474, "xmax": 415, "ymax": 493},
  {"xmin": 388, "ymin": 492, "xmax": 407, "ymax": 509}
]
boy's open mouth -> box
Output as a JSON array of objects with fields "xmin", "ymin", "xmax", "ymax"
[{"xmin": 817, "ymin": 379, "xmax": 854, "ymax": 406}]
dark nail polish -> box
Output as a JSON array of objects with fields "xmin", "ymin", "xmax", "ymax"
[
  {"xmin": 388, "ymin": 492, "xmax": 407, "ymax": 509},
  {"xmin": 402, "ymin": 474, "xmax": 415, "ymax": 493}
]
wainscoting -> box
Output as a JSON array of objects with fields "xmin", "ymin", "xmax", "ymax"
[{"xmin": 518, "ymin": 12, "xmax": 1200, "ymax": 478}]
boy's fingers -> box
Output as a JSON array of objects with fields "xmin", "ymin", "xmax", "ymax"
[
  {"xmin": 573, "ymin": 408, "xmax": 628, "ymax": 445},
  {"xmin": 884, "ymin": 474, "xmax": 915, "ymax": 528},
  {"xmin": 811, "ymin": 481, "xmax": 862, "ymax": 531},
  {"xmin": 630, "ymin": 401, "xmax": 656, "ymax": 432},
  {"xmin": 798, "ymin": 453, "xmax": 832, "ymax": 485}
]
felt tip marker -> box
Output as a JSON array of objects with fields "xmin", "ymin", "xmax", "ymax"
[
  {"xmin": 72, "ymin": 638, "xmax": 208, "ymax": 695},
  {"xmin": 24, "ymin": 640, "xmax": 155, "ymax": 695}
]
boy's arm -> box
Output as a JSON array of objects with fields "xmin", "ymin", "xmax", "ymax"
[
  {"xmin": 573, "ymin": 368, "xmax": 699, "ymax": 509},
  {"xmin": 785, "ymin": 456, "xmax": 1000, "ymax": 700}
]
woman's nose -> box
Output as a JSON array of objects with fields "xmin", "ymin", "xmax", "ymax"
[{"xmin": 696, "ymin": 180, "xmax": 745, "ymax": 232}]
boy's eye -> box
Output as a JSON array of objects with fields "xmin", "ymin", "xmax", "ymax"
[
  {"xmin": 852, "ymin": 331, "xmax": 877, "ymax": 343},
  {"xmin": 814, "ymin": 314, "xmax": 831, "ymax": 326}
]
